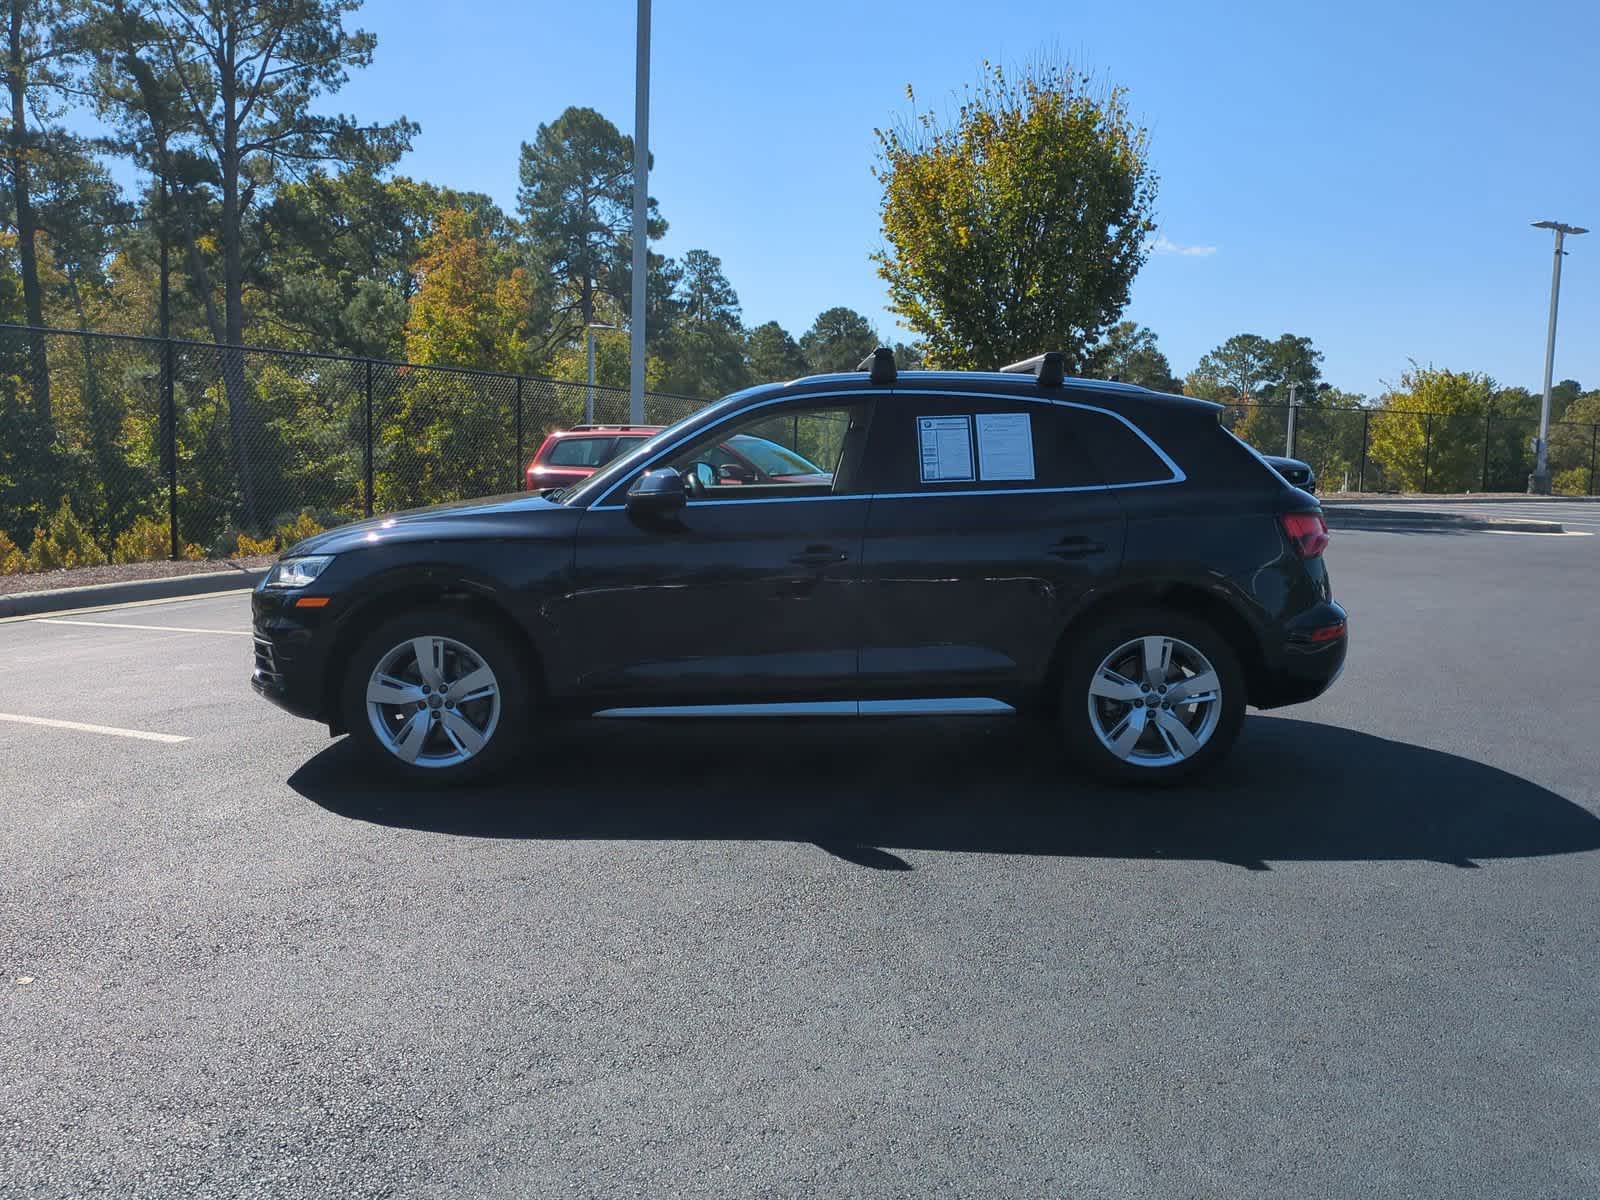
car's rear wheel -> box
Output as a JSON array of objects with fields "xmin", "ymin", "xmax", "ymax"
[
  {"xmin": 341, "ymin": 609, "xmax": 530, "ymax": 784},
  {"xmin": 1061, "ymin": 609, "xmax": 1245, "ymax": 784}
]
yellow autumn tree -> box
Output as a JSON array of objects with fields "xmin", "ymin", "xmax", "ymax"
[
  {"xmin": 384, "ymin": 210, "xmax": 541, "ymax": 508},
  {"xmin": 404, "ymin": 208, "xmax": 536, "ymax": 374},
  {"xmin": 1367, "ymin": 368, "xmax": 1494, "ymax": 493}
]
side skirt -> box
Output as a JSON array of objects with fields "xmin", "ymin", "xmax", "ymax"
[{"xmin": 593, "ymin": 698, "xmax": 1017, "ymax": 719}]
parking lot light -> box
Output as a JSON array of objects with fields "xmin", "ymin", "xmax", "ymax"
[
  {"xmin": 1530, "ymin": 220, "xmax": 1588, "ymax": 495},
  {"xmin": 629, "ymin": 0, "xmax": 650, "ymax": 425}
]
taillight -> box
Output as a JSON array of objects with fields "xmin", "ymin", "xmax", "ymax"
[{"xmin": 1280, "ymin": 511, "xmax": 1330, "ymax": 558}]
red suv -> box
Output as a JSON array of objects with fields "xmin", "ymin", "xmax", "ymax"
[
  {"xmin": 525, "ymin": 425, "xmax": 661, "ymax": 489},
  {"xmin": 526, "ymin": 425, "xmax": 832, "ymax": 491}
]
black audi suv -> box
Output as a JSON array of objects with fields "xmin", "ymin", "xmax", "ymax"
[{"xmin": 252, "ymin": 350, "xmax": 1347, "ymax": 785}]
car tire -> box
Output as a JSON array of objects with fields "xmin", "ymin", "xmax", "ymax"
[
  {"xmin": 1060, "ymin": 608, "xmax": 1246, "ymax": 785},
  {"xmin": 340, "ymin": 607, "xmax": 531, "ymax": 785}
]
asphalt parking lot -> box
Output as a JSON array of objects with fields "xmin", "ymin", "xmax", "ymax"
[{"xmin": 3, "ymin": 511, "xmax": 1598, "ymax": 1199}]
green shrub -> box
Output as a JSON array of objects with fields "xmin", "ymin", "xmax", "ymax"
[
  {"xmin": 273, "ymin": 510, "xmax": 325, "ymax": 551},
  {"xmin": 26, "ymin": 500, "xmax": 107, "ymax": 571},
  {"xmin": 0, "ymin": 530, "xmax": 23, "ymax": 575},
  {"xmin": 233, "ymin": 531, "xmax": 277, "ymax": 557},
  {"xmin": 1552, "ymin": 466, "xmax": 1592, "ymax": 497},
  {"xmin": 111, "ymin": 515, "xmax": 204, "ymax": 563}
]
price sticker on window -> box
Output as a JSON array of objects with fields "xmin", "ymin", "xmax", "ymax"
[
  {"xmin": 976, "ymin": 412, "xmax": 1035, "ymax": 480},
  {"xmin": 918, "ymin": 416, "xmax": 975, "ymax": 483}
]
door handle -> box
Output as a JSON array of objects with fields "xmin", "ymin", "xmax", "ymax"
[
  {"xmin": 790, "ymin": 547, "xmax": 848, "ymax": 568},
  {"xmin": 1050, "ymin": 536, "xmax": 1107, "ymax": 560}
]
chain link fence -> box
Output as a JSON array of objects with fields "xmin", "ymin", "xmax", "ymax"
[
  {"xmin": 0, "ymin": 324, "xmax": 704, "ymax": 570},
  {"xmin": 1220, "ymin": 402, "xmax": 1599, "ymax": 496},
  {"xmin": 4, "ymin": 324, "xmax": 1596, "ymax": 575}
]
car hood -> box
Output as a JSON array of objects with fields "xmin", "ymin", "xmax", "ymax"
[{"xmin": 280, "ymin": 492, "xmax": 571, "ymax": 557}]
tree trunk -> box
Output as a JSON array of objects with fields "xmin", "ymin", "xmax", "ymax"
[
  {"xmin": 69, "ymin": 274, "xmax": 121, "ymax": 529},
  {"xmin": 7, "ymin": 1, "xmax": 48, "ymax": 427},
  {"xmin": 218, "ymin": 31, "xmax": 260, "ymax": 532}
]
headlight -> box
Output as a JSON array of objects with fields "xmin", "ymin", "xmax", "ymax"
[{"xmin": 263, "ymin": 555, "xmax": 336, "ymax": 589}]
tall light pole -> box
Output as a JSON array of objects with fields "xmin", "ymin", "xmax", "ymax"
[
  {"xmin": 1529, "ymin": 220, "xmax": 1587, "ymax": 494},
  {"xmin": 628, "ymin": 0, "xmax": 651, "ymax": 425},
  {"xmin": 584, "ymin": 322, "xmax": 618, "ymax": 424}
]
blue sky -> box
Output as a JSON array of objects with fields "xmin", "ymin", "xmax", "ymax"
[{"xmin": 336, "ymin": 2, "xmax": 1593, "ymax": 394}]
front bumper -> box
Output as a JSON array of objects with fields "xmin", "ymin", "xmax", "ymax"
[{"xmin": 251, "ymin": 587, "xmax": 337, "ymax": 724}]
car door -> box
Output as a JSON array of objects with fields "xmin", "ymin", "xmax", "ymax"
[
  {"xmin": 855, "ymin": 390, "xmax": 1142, "ymax": 696},
  {"xmin": 565, "ymin": 396, "xmax": 873, "ymax": 702}
]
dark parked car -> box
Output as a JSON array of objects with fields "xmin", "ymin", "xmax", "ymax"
[
  {"xmin": 253, "ymin": 350, "xmax": 1346, "ymax": 785},
  {"xmin": 1263, "ymin": 454, "xmax": 1317, "ymax": 492}
]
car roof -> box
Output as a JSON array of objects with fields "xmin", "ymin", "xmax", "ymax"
[
  {"xmin": 747, "ymin": 369, "xmax": 1221, "ymax": 416},
  {"xmin": 551, "ymin": 424, "xmax": 661, "ymax": 434}
]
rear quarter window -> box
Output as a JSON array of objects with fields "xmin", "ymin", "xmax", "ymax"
[
  {"xmin": 1071, "ymin": 403, "xmax": 1175, "ymax": 485},
  {"xmin": 1126, "ymin": 402, "xmax": 1282, "ymax": 492}
]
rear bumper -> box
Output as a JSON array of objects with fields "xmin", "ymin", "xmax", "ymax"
[{"xmin": 1252, "ymin": 600, "xmax": 1348, "ymax": 709}]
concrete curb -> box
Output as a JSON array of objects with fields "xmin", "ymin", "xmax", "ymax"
[
  {"xmin": 1324, "ymin": 508, "xmax": 1564, "ymax": 534},
  {"xmin": 0, "ymin": 568, "xmax": 267, "ymax": 619}
]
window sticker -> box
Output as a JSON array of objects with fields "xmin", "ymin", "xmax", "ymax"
[
  {"xmin": 918, "ymin": 415, "xmax": 975, "ymax": 483},
  {"xmin": 975, "ymin": 412, "xmax": 1035, "ymax": 481}
]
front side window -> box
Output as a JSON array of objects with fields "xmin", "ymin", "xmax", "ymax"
[
  {"xmin": 560, "ymin": 384, "xmax": 774, "ymax": 506},
  {"xmin": 724, "ymin": 434, "xmax": 826, "ymax": 479},
  {"xmin": 663, "ymin": 403, "xmax": 862, "ymax": 500}
]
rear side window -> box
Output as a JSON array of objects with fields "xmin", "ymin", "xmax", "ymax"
[
  {"xmin": 1071, "ymin": 401, "xmax": 1175, "ymax": 485},
  {"xmin": 860, "ymin": 394, "xmax": 1151, "ymax": 492},
  {"xmin": 544, "ymin": 437, "xmax": 616, "ymax": 467}
]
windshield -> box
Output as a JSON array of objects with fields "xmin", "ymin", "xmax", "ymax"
[
  {"xmin": 726, "ymin": 434, "xmax": 824, "ymax": 477},
  {"xmin": 559, "ymin": 386, "xmax": 768, "ymax": 506}
]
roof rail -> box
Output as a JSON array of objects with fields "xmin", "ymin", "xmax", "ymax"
[
  {"xmin": 999, "ymin": 351, "xmax": 1065, "ymax": 388},
  {"xmin": 856, "ymin": 346, "xmax": 897, "ymax": 385}
]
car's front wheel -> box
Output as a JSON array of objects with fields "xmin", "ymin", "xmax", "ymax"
[
  {"xmin": 1061, "ymin": 609, "xmax": 1246, "ymax": 784},
  {"xmin": 341, "ymin": 608, "xmax": 530, "ymax": 784}
]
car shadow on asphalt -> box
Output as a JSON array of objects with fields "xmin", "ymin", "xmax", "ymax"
[{"xmin": 289, "ymin": 715, "xmax": 1600, "ymax": 871}]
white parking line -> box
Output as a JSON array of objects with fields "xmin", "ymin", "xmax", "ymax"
[
  {"xmin": 0, "ymin": 711, "xmax": 189, "ymax": 744},
  {"xmin": 36, "ymin": 618, "xmax": 251, "ymax": 636}
]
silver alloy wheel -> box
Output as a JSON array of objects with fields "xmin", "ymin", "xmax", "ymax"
[
  {"xmin": 1086, "ymin": 635, "xmax": 1222, "ymax": 769},
  {"xmin": 365, "ymin": 635, "xmax": 502, "ymax": 768}
]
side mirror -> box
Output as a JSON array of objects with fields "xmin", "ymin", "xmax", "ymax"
[
  {"xmin": 717, "ymin": 462, "xmax": 754, "ymax": 484},
  {"xmin": 626, "ymin": 467, "xmax": 686, "ymax": 518}
]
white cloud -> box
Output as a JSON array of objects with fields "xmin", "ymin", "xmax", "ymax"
[{"xmin": 1151, "ymin": 235, "xmax": 1218, "ymax": 258}]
